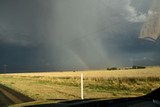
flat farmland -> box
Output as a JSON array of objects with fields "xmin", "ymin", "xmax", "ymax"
[{"xmin": 0, "ymin": 67, "xmax": 160, "ymax": 101}]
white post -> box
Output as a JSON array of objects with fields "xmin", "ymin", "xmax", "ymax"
[{"xmin": 81, "ymin": 73, "xmax": 84, "ymax": 100}]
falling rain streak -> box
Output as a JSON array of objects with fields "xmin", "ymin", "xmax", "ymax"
[{"xmin": 0, "ymin": 0, "xmax": 160, "ymax": 72}]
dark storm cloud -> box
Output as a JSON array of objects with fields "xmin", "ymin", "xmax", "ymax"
[
  {"xmin": 0, "ymin": 0, "xmax": 53, "ymax": 71},
  {"xmin": 0, "ymin": 0, "xmax": 54, "ymax": 46},
  {"xmin": 0, "ymin": 0, "xmax": 160, "ymax": 72}
]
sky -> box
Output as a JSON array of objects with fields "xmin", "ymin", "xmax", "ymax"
[{"xmin": 0, "ymin": 0, "xmax": 160, "ymax": 72}]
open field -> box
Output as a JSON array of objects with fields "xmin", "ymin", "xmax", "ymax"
[
  {"xmin": 2, "ymin": 66, "xmax": 160, "ymax": 78},
  {"xmin": 0, "ymin": 67, "xmax": 160, "ymax": 101}
]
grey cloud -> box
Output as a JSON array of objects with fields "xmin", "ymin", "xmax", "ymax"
[
  {"xmin": 0, "ymin": 0, "xmax": 51, "ymax": 47},
  {"xmin": 0, "ymin": 0, "xmax": 159, "ymax": 71}
]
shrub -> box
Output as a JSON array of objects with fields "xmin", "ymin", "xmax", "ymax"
[{"xmin": 132, "ymin": 65, "xmax": 146, "ymax": 69}]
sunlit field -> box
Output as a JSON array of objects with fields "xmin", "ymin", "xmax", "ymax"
[
  {"xmin": 2, "ymin": 66, "xmax": 160, "ymax": 78},
  {"xmin": 0, "ymin": 66, "xmax": 160, "ymax": 101}
]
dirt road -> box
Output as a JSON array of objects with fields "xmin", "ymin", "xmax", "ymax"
[{"xmin": 0, "ymin": 84, "xmax": 34, "ymax": 107}]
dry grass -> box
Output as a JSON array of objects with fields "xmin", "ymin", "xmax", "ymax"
[
  {"xmin": 0, "ymin": 66, "xmax": 160, "ymax": 101},
  {"xmin": 1, "ymin": 66, "xmax": 160, "ymax": 78}
]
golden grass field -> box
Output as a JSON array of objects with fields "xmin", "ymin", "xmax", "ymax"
[
  {"xmin": 0, "ymin": 66, "xmax": 160, "ymax": 102},
  {"xmin": 2, "ymin": 66, "xmax": 160, "ymax": 78}
]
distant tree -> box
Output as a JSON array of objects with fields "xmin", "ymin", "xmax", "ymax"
[
  {"xmin": 107, "ymin": 67, "xmax": 117, "ymax": 70},
  {"xmin": 132, "ymin": 65, "xmax": 146, "ymax": 69}
]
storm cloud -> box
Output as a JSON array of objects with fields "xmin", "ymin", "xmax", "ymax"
[{"xmin": 0, "ymin": 0, "xmax": 160, "ymax": 72}]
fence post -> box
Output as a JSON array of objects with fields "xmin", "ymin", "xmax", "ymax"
[{"xmin": 81, "ymin": 73, "xmax": 84, "ymax": 100}]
